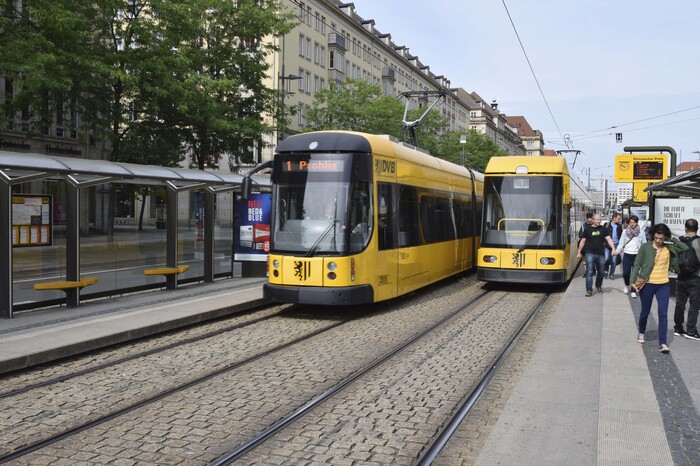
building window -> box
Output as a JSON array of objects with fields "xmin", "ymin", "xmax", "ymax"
[
  {"xmin": 298, "ymin": 68, "xmax": 305, "ymax": 91},
  {"xmin": 298, "ymin": 2, "xmax": 305, "ymax": 21},
  {"xmin": 298, "ymin": 34, "xmax": 304, "ymax": 57}
]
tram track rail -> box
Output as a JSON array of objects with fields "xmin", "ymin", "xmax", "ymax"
[
  {"xmin": 414, "ymin": 292, "xmax": 551, "ymax": 465},
  {"xmin": 0, "ymin": 305, "xmax": 375, "ymax": 464},
  {"xmin": 0, "ymin": 304, "xmax": 292, "ymax": 399},
  {"xmin": 2, "ymin": 278, "xmax": 545, "ymax": 465},
  {"xmin": 209, "ymin": 289, "xmax": 493, "ymax": 465}
]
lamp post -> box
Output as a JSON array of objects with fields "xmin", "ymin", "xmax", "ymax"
[
  {"xmin": 459, "ymin": 133, "xmax": 467, "ymax": 166},
  {"xmin": 278, "ymin": 73, "xmax": 302, "ymax": 143},
  {"xmin": 693, "ymin": 150, "xmax": 700, "ymax": 160}
]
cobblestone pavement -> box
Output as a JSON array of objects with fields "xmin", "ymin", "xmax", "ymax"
[
  {"xmin": 6, "ymin": 277, "xmax": 551, "ymax": 465},
  {"xmin": 0, "ymin": 303, "xmax": 285, "ymax": 394},
  {"xmin": 0, "ymin": 305, "xmax": 333, "ymax": 458},
  {"xmin": 10, "ymin": 276, "xmax": 485, "ymax": 464},
  {"xmin": 238, "ymin": 285, "xmax": 548, "ymax": 465},
  {"xmin": 630, "ymin": 298, "xmax": 700, "ymax": 466},
  {"xmin": 433, "ymin": 288, "xmax": 563, "ymax": 466}
]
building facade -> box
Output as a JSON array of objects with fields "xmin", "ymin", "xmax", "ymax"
[{"xmin": 260, "ymin": 0, "xmax": 529, "ymax": 160}]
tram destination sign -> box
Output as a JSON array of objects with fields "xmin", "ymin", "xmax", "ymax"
[
  {"xmin": 614, "ymin": 154, "xmax": 668, "ymax": 183},
  {"xmin": 281, "ymin": 158, "xmax": 345, "ymax": 173}
]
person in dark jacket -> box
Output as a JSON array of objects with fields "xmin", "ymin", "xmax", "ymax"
[
  {"xmin": 604, "ymin": 212, "xmax": 623, "ymax": 279},
  {"xmin": 629, "ymin": 223, "xmax": 688, "ymax": 354},
  {"xmin": 673, "ymin": 218, "xmax": 700, "ymax": 340}
]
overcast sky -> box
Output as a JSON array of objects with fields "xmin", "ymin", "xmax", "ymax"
[{"xmin": 352, "ymin": 0, "xmax": 700, "ymax": 185}]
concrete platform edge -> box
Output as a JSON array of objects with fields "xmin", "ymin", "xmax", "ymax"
[{"xmin": 0, "ymin": 297, "xmax": 267, "ymax": 375}]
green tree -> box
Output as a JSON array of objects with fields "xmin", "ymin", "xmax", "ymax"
[
  {"xmin": 0, "ymin": 0, "xmax": 293, "ymax": 170},
  {"xmin": 305, "ymin": 79, "xmax": 404, "ymax": 136}
]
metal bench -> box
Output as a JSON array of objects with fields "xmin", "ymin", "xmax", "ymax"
[
  {"xmin": 143, "ymin": 264, "xmax": 190, "ymax": 278},
  {"xmin": 34, "ymin": 276, "xmax": 100, "ymax": 292}
]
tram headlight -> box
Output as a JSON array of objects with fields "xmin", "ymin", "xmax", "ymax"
[
  {"xmin": 272, "ymin": 259, "xmax": 280, "ymax": 268},
  {"xmin": 540, "ymin": 257, "xmax": 556, "ymax": 265},
  {"xmin": 327, "ymin": 261, "xmax": 337, "ymax": 271},
  {"xmin": 327, "ymin": 271, "xmax": 337, "ymax": 280},
  {"xmin": 483, "ymin": 255, "xmax": 498, "ymax": 263}
]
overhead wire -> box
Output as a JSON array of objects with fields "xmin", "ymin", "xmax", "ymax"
[
  {"xmin": 570, "ymin": 104, "xmax": 700, "ymax": 139},
  {"xmin": 570, "ymin": 115, "xmax": 700, "ymax": 142},
  {"xmin": 500, "ymin": 0, "xmax": 570, "ymax": 148}
]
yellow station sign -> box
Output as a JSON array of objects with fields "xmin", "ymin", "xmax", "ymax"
[
  {"xmin": 633, "ymin": 182, "xmax": 654, "ymax": 203},
  {"xmin": 614, "ymin": 154, "xmax": 668, "ymax": 183}
]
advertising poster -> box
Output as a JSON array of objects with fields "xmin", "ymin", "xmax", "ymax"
[
  {"xmin": 654, "ymin": 198, "xmax": 700, "ymax": 237},
  {"xmin": 234, "ymin": 193, "xmax": 271, "ymax": 261},
  {"xmin": 12, "ymin": 195, "xmax": 52, "ymax": 247}
]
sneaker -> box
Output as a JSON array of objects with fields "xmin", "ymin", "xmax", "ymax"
[
  {"xmin": 623, "ymin": 286, "xmax": 629, "ymax": 294},
  {"xmin": 609, "ymin": 274, "xmax": 615, "ymax": 280},
  {"xmin": 674, "ymin": 328, "xmax": 686, "ymax": 337},
  {"xmin": 630, "ymin": 291, "xmax": 637, "ymax": 298},
  {"xmin": 637, "ymin": 333, "xmax": 645, "ymax": 343},
  {"xmin": 585, "ymin": 290, "xmax": 592, "ymax": 297},
  {"xmin": 683, "ymin": 331, "xmax": 700, "ymax": 340},
  {"xmin": 596, "ymin": 287, "xmax": 603, "ymax": 294},
  {"xmin": 659, "ymin": 344, "xmax": 670, "ymax": 353}
]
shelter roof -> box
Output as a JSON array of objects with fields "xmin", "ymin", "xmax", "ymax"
[{"xmin": 0, "ymin": 150, "xmax": 269, "ymax": 192}]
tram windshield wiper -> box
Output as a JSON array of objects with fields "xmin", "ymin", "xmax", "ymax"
[
  {"xmin": 517, "ymin": 215, "xmax": 553, "ymax": 253},
  {"xmin": 305, "ymin": 219, "xmax": 339, "ymax": 257}
]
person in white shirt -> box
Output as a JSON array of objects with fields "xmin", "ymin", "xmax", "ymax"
[{"xmin": 615, "ymin": 215, "xmax": 646, "ymax": 297}]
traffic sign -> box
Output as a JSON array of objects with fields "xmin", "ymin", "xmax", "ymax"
[
  {"xmin": 633, "ymin": 182, "xmax": 653, "ymax": 203},
  {"xmin": 614, "ymin": 154, "xmax": 668, "ymax": 183}
]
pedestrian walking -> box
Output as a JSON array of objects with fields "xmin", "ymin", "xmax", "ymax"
[
  {"xmin": 614, "ymin": 215, "xmax": 646, "ymax": 297},
  {"xmin": 630, "ymin": 223, "xmax": 688, "ymax": 354},
  {"xmin": 577, "ymin": 214, "xmax": 616, "ymax": 297},
  {"xmin": 673, "ymin": 218, "xmax": 700, "ymax": 340},
  {"xmin": 578, "ymin": 212, "xmax": 594, "ymax": 276},
  {"xmin": 604, "ymin": 212, "xmax": 622, "ymax": 279}
]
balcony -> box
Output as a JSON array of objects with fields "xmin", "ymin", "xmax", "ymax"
[
  {"xmin": 382, "ymin": 67, "xmax": 395, "ymax": 82},
  {"xmin": 328, "ymin": 32, "xmax": 346, "ymax": 51},
  {"xmin": 327, "ymin": 68, "xmax": 345, "ymax": 84}
]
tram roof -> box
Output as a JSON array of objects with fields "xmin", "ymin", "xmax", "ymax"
[
  {"xmin": 484, "ymin": 156, "xmax": 569, "ymax": 175},
  {"xmin": 645, "ymin": 167, "xmax": 700, "ymax": 198},
  {"xmin": 0, "ymin": 150, "xmax": 269, "ymax": 192}
]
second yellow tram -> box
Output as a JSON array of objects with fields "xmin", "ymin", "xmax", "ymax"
[{"xmin": 477, "ymin": 156, "xmax": 594, "ymax": 284}]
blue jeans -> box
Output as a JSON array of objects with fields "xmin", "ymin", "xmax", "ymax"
[
  {"xmin": 638, "ymin": 282, "xmax": 670, "ymax": 346},
  {"xmin": 585, "ymin": 252, "xmax": 606, "ymax": 292},
  {"xmin": 605, "ymin": 244, "xmax": 619, "ymax": 277}
]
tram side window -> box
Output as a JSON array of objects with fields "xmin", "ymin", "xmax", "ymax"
[
  {"xmin": 453, "ymin": 197, "xmax": 471, "ymax": 238},
  {"xmin": 398, "ymin": 186, "xmax": 421, "ymax": 247},
  {"xmin": 435, "ymin": 195, "xmax": 454, "ymax": 242},
  {"xmin": 378, "ymin": 183, "xmax": 393, "ymax": 250},
  {"xmin": 419, "ymin": 191, "xmax": 435, "ymax": 243}
]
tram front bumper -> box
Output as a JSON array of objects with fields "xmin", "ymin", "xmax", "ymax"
[
  {"xmin": 477, "ymin": 267, "xmax": 567, "ymax": 284},
  {"xmin": 263, "ymin": 283, "xmax": 374, "ymax": 305}
]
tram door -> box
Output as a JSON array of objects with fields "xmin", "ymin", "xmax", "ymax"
[{"xmin": 375, "ymin": 183, "xmax": 398, "ymax": 301}]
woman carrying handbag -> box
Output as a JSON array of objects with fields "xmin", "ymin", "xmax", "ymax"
[
  {"xmin": 629, "ymin": 223, "xmax": 688, "ymax": 353},
  {"xmin": 615, "ymin": 215, "xmax": 646, "ymax": 297}
]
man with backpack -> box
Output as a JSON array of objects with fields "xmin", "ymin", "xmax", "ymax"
[{"xmin": 674, "ymin": 218, "xmax": 700, "ymax": 340}]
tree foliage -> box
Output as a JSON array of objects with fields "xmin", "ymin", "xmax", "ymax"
[
  {"xmin": 304, "ymin": 80, "xmax": 507, "ymax": 171},
  {"xmin": 0, "ymin": 0, "xmax": 293, "ymax": 169}
]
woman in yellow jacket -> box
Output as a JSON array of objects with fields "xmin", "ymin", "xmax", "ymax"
[{"xmin": 629, "ymin": 223, "xmax": 688, "ymax": 353}]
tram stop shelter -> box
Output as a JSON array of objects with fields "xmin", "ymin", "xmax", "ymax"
[
  {"xmin": 646, "ymin": 166, "xmax": 700, "ymax": 224},
  {"xmin": 0, "ymin": 150, "xmax": 270, "ymax": 318}
]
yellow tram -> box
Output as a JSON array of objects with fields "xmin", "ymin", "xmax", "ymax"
[
  {"xmin": 261, "ymin": 131, "xmax": 483, "ymax": 305},
  {"xmin": 477, "ymin": 156, "xmax": 594, "ymax": 284}
]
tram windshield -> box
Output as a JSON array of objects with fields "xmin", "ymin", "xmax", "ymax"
[
  {"xmin": 481, "ymin": 176, "xmax": 566, "ymax": 249},
  {"xmin": 271, "ymin": 153, "xmax": 373, "ymax": 255}
]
